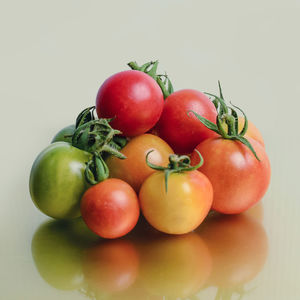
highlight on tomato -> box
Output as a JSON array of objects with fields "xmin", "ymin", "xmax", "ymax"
[
  {"xmin": 81, "ymin": 178, "xmax": 140, "ymax": 239},
  {"xmin": 139, "ymin": 151, "xmax": 213, "ymax": 234},
  {"xmin": 190, "ymin": 86, "xmax": 271, "ymax": 214},
  {"xmin": 105, "ymin": 134, "xmax": 174, "ymax": 192}
]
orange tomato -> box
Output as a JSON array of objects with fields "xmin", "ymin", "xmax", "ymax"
[
  {"xmin": 106, "ymin": 134, "xmax": 173, "ymax": 192},
  {"xmin": 239, "ymin": 117, "xmax": 265, "ymax": 147}
]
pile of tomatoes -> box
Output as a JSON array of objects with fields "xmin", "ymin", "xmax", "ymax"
[{"xmin": 29, "ymin": 61, "xmax": 271, "ymax": 239}]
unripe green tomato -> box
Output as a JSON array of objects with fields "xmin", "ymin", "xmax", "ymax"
[
  {"xmin": 51, "ymin": 124, "xmax": 75, "ymax": 143},
  {"xmin": 29, "ymin": 142, "xmax": 91, "ymax": 219}
]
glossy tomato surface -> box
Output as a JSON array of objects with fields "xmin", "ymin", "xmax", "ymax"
[
  {"xmin": 106, "ymin": 134, "xmax": 174, "ymax": 192},
  {"xmin": 29, "ymin": 142, "xmax": 91, "ymax": 219},
  {"xmin": 96, "ymin": 70, "xmax": 164, "ymax": 137},
  {"xmin": 156, "ymin": 89, "xmax": 217, "ymax": 154},
  {"xmin": 81, "ymin": 178, "xmax": 140, "ymax": 239},
  {"xmin": 139, "ymin": 170, "xmax": 213, "ymax": 234},
  {"xmin": 191, "ymin": 137, "xmax": 271, "ymax": 214}
]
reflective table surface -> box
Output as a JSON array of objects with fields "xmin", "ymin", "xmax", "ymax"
[{"xmin": 1, "ymin": 0, "xmax": 299, "ymax": 299}]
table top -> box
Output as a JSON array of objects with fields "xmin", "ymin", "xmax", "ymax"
[{"xmin": 1, "ymin": 1, "xmax": 299, "ymax": 299}]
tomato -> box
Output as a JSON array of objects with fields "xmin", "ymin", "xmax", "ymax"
[
  {"xmin": 197, "ymin": 213, "xmax": 268, "ymax": 290},
  {"xmin": 29, "ymin": 142, "xmax": 91, "ymax": 219},
  {"xmin": 96, "ymin": 70, "xmax": 164, "ymax": 137},
  {"xmin": 239, "ymin": 117, "xmax": 265, "ymax": 146},
  {"xmin": 139, "ymin": 233, "xmax": 212, "ymax": 298},
  {"xmin": 51, "ymin": 124, "xmax": 75, "ymax": 143},
  {"xmin": 83, "ymin": 240, "xmax": 139, "ymax": 294},
  {"xmin": 139, "ymin": 168, "xmax": 213, "ymax": 234},
  {"xmin": 81, "ymin": 178, "xmax": 140, "ymax": 239},
  {"xmin": 31, "ymin": 218, "xmax": 98, "ymax": 291},
  {"xmin": 156, "ymin": 89, "xmax": 217, "ymax": 154},
  {"xmin": 191, "ymin": 137, "xmax": 271, "ymax": 214},
  {"xmin": 106, "ymin": 134, "xmax": 174, "ymax": 192}
]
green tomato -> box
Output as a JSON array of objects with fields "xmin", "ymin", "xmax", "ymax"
[
  {"xmin": 29, "ymin": 142, "xmax": 91, "ymax": 219},
  {"xmin": 51, "ymin": 124, "xmax": 75, "ymax": 143}
]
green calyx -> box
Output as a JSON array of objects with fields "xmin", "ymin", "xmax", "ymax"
[
  {"xmin": 146, "ymin": 150, "xmax": 204, "ymax": 192},
  {"xmin": 128, "ymin": 60, "xmax": 174, "ymax": 99},
  {"xmin": 189, "ymin": 81, "xmax": 260, "ymax": 161},
  {"xmin": 71, "ymin": 107, "xmax": 127, "ymax": 185},
  {"xmin": 84, "ymin": 153, "xmax": 109, "ymax": 185}
]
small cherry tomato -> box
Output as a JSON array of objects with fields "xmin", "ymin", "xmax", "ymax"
[
  {"xmin": 81, "ymin": 178, "xmax": 140, "ymax": 239},
  {"xmin": 190, "ymin": 96, "xmax": 271, "ymax": 214},
  {"xmin": 106, "ymin": 134, "xmax": 174, "ymax": 192},
  {"xmin": 191, "ymin": 137, "xmax": 270, "ymax": 214},
  {"xmin": 139, "ymin": 153, "xmax": 213, "ymax": 234},
  {"xmin": 156, "ymin": 89, "xmax": 218, "ymax": 154},
  {"xmin": 96, "ymin": 70, "xmax": 164, "ymax": 137}
]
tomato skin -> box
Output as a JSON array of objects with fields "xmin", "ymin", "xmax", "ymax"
[
  {"xmin": 51, "ymin": 124, "xmax": 75, "ymax": 143},
  {"xmin": 139, "ymin": 171, "xmax": 213, "ymax": 234},
  {"xmin": 106, "ymin": 134, "xmax": 174, "ymax": 192},
  {"xmin": 156, "ymin": 89, "xmax": 218, "ymax": 154},
  {"xmin": 81, "ymin": 178, "xmax": 140, "ymax": 239},
  {"xmin": 29, "ymin": 142, "xmax": 91, "ymax": 219},
  {"xmin": 191, "ymin": 137, "xmax": 271, "ymax": 214},
  {"xmin": 96, "ymin": 70, "xmax": 164, "ymax": 137}
]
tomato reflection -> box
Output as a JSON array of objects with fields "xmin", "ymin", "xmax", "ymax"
[
  {"xmin": 197, "ymin": 208, "xmax": 268, "ymax": 298},
  {"xmin": 31, "ymin": 218, "xmax": 99, "ymax": 291},
  {"xmin": 82, "ymin": 239, "xmax": 139, "ymax": 294},
  {"xmin": 139, "ymin": 232, "xmax": 212, "ymax": 298}
]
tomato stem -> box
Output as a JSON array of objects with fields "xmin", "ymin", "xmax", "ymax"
[
  {"xmin": 145, "ymin": 150, "xmax": 204, "ymax": 192},
  {"xmin": 189, "ymin": 82, "xmax": 260, "ymax": 161},
  {"xmin": 128, "ymin": 60, "xmax": 174, "ymax": 99}
]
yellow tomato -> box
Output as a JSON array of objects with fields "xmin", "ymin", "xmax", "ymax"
[{"xmin": 139, "ymin": 170, "xmax": 213, "ymax": 234}]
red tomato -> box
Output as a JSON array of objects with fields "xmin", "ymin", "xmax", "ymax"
[
  {"xmin": 82, "ymin": 240, "xmax": 139, "ymax": 293},
  {"xmin": 191, "ymin": 137, "xmax": 271, "ymax": 214},
  {"xmin": 139, "ymin": 170, "xmax": 213, "ymax": 234},
  {"xmin": 156, "ymin": 89, "xmax": 217, "ymax": 154},
  {"xmin": 197, "ymin": 213, "xmax": 268, "ymax": 289},
  {"xmin": 96, "ymin": 70, "xmax": 164, "ymax": 137},
  {"xmin": 106, "ymin": 134, "xmax": 174, "ymax": 192},
  {"xmin": 81, "ymin": 179, "xmax": 140, "ymax": 239}
]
